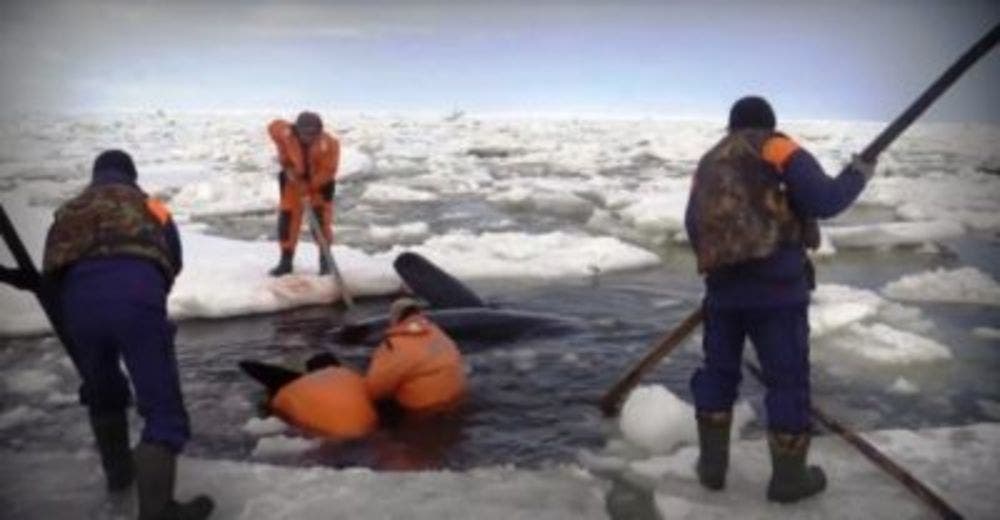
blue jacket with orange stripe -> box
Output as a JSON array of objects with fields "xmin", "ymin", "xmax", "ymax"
[{"xmin": 685, "ymin": 133, "xmax": 867, "ymax": 308}]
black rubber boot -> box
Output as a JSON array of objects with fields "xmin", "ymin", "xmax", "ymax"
[
  {"xmin": 695, "ymin": 411, "xmax": 731, "ymax": 490},
  {"xmin": 318, "ymin": 253, "xmax": 331, "ymax": 275},
  {"xmin": 269, "ymin": 250, "xmax": 294, "ymax": 277},
  {"xmin": 134, "ymin": 442, "xmax": 215, "ymax": 520},
  {"xmin": 766, "ymin": 432, "xmax": 827, "ymax": 503},
  {"xmin": 89, "ymin": 410, "xmax": 134, "ymax": 492}
]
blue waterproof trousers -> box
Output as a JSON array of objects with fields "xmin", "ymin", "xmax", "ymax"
[
  {"xmin": 59, "ymin": 260, "xmax": 191, "ymax": 452},
  {"xmin": 690, "ymin": 303, "xmax": 811, "ymax": 433}
]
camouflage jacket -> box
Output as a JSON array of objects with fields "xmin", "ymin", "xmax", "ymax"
[
  {"xmin": 688, "ymin": 129, "xmax": 819, "ymax": 273},
  {"xmin": 43, "ymin": 184, "xmax": 179, "ymax": 280}
]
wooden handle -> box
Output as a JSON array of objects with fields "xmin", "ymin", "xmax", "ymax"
[{"xmin": 599, "ymin": 306, "xmax": 704, "ymax": 417}]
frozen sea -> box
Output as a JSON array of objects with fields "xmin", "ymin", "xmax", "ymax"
[{"xmin": 1, "ymin": 111, "xmax": 999, "ymax": 519}]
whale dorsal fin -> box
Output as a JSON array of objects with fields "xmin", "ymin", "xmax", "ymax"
[{"xmin": 393, "ymin": 252, "xmax": 485, "ymax": 309}]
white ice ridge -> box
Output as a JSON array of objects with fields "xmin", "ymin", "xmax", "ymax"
[
  {"xmin": 579, "ymin": 421, "xmax": 1000, "ymax": 520},
  {"xmin": 391, "ymin": 229, "xmax": 661, "ymax": 281},
  {"xmin": 361, "ymin": 183, "xmax": 438, "ymax": 202},
  {"xmin": 808, "ymin": 284, "xmax": 951, "ymax": 364},
  {"xmin": 882, "ymin": 266, "xmax": 1000, "ymax": 306},
  {"xmin": 0, "ymin": 212, "xmax": 660, "ymax": 336},
  {"xmin": 825, "ymin": 323, "xmax": 952, "ymax": 364},
  {"xmin": 0, "ymin": 451, "xmax": 608, "ymax": 520},
  {"xmin": 822, "ymin": 220, "xmax": 965, "ymax": 249}
]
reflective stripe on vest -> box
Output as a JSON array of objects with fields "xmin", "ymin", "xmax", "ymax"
[{"xmin": 761, "ymin": 136, "xmax": 800, "ymax": 173}]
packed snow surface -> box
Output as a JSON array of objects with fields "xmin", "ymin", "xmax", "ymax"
[
  {"xmin": 587, "ymin": 385, "xmax": 1000, "ymax": 520},
  {"xmin": 2, "ymin": 422, "xmax": 997, "ymax": 519},
  {"xmin": 882, "ymin": 267, "xmax": 1000, "ymax": 306}
]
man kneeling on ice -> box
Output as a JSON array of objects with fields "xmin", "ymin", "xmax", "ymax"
[{"xmin": 241, "ymin": 297, "xmax": 467, "ymax": 438}]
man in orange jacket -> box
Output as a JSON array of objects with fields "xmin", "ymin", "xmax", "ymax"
[
  {"xmin": 267, "ymin": 111, "xmax": 340, "ymax": 276},
  {"xmin": 239, "ymin": 298, "xmax": 466, "ymax": 441},
  {"xmin": 366, "ymin": 298, "xmax": 468, "ymax": 415}
]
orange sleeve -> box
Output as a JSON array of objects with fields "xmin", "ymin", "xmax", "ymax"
[
  {"xmin": 145, "ymin": 198, "xmax": 172, "ymax": 226},
  {"xmin": 365, "ymin": 340, "xmax": 417, "ymax": 400},
  {"xmin": 267, "ymin": 120, "xmax": 293, "ymax": 165},
  {"xmin": 761, "ymin": 136, "xmax": 800, "ymax": 173}
]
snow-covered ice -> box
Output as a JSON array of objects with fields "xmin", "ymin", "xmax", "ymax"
[
  {"xmin": 619, "ymin": 385, "xmax": 697, "ymax": 454},
  {"xmin": 4, "ymin": 422, "xmax": 997, "ymax": 519},
  {"xmin": 0, "ymin": 450, "xmax": 610, "ymax": 520},
  {"xmin": 241, "ymin": 416, "xmax": 288, "ymax": 437},
  {"xmin": 882, "ymin": 267, "xmax": 1000, "ymax": 306},
  {"xmin": 3, "ymin": 112, "xmax": 1000, "ymax": 518},
  {"xmin": 826, "ymin": 323, "xmax": 952, "ymax": 364},
  {"xmin": 823, "ymin": 220, "xmax": 965, "ymax": 250},
  {"xmin": 809, "ymin": 284, "xmax": 884, "ymax": 338},
  {"xmin": 251, "ymin": 435, "xmax": 322, "ymax": 460}
]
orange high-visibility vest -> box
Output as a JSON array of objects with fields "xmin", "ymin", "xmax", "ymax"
[
  {"xmin": 271, "ymin": 366, "xmax": 377, "ymax": 440},
  {"xmin": 366, "ymin": 315, "xmax": 467, "ymax": 414}
]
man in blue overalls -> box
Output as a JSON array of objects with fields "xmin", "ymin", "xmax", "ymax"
[
  {"xmin": 685, "ymin": 97, "xmax": 875, "ymax": 503},
  {"xmin": 43, "ymin": 150, "xmax": 213, "ymax": 519}
]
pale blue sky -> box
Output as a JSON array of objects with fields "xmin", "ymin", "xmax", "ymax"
[{"xmin": 1, "ymin": 1, "xmax": 997, "ymax": 121}]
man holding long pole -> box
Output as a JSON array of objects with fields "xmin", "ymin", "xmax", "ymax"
[
  {"xmin": 685, "ymin": 97, "xmax": 875, "ymax": 503},
  {"xmin": 267, "ymin": 111, "xmax": 340, "ymax": 277}
]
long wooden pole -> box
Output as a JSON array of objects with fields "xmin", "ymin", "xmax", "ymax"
[
  {"xmin": 283, "ymin": 170, "xmax": 354, "ymax": 308},
  {"xmin": 860, "ymin": 23, "xmax": 999, "ymax": 162},
  {"xmin": 0, "ymin": 203, "xmax": 82, "ymax": 371},
  {"xmin": 599, "ymin": 306, "xmax": 704, "ymax": 417}
]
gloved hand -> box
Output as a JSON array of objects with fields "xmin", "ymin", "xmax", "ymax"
[{"xmin": 850, "ymin": 154, "xmax": 877, "ymax": 181}]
